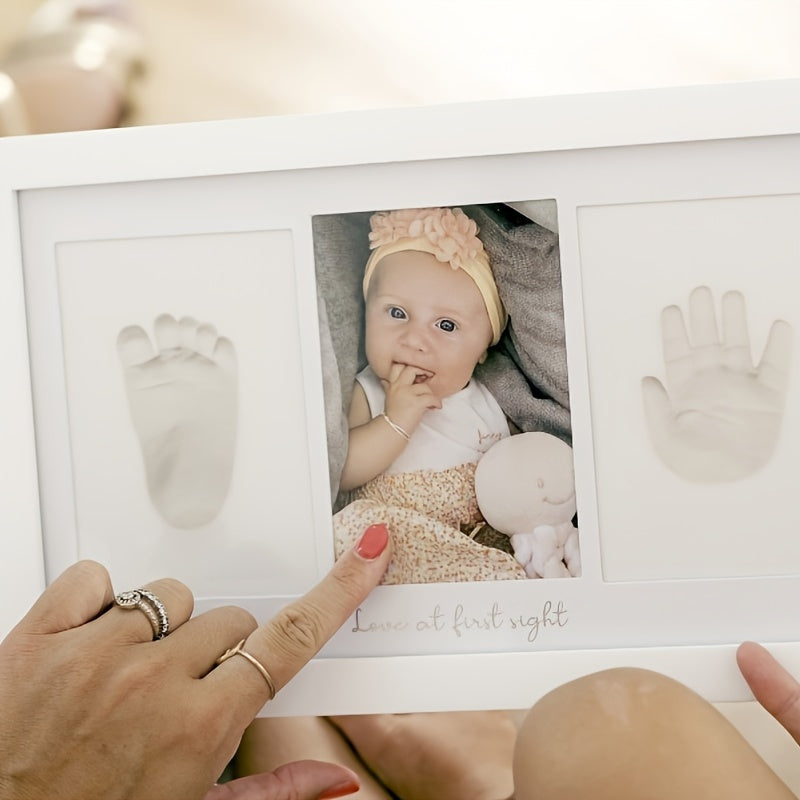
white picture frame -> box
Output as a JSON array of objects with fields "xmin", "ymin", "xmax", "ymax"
[{"xmin": 3, "ymin": 79, "xmax": 800, "ymax": 716}]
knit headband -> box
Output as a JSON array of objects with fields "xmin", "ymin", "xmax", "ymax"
[{"xmin": 362, "ymin": 207, "xmax": 507, "ymax": 346}]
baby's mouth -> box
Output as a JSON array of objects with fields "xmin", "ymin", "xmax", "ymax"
[{"xmin": 397, "ymin": 362, "xmax": 433, "ymax": 384}]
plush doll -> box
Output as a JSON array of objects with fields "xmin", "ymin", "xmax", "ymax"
[{"xmin": 475, "ymin": 432, "xmax": 580, "ymax": 578}]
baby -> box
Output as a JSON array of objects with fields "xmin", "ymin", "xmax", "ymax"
[{"xmin": 333, "ymin": 207, "xmax": 526, "ymax": 583}]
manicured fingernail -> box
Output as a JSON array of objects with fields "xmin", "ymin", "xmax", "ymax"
[
  {"xmin": 318, "ymin": 779, "xmax": 360, "ymax": 799},
  {"xmin": 355, "ymin": 523, "xmax": 389, "ymax": 559}
]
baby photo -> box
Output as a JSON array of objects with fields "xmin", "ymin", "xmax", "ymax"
[{"xmin": 312, "ymin": 202, "xmax": 578, "ymax": 585}]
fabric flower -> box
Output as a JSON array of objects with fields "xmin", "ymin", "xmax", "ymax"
[{"xmin": 368, "ymin": 207, "xmax": 485, "ymax": 271}]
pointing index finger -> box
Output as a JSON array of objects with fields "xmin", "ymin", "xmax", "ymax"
[{"xmin": 208, "ymin": 524, "xmax": 391, "ymax": 713}]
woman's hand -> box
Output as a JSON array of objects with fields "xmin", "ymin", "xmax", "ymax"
[
  {"xmin": 0, "ymin": 523, "xmax": 391, "ymax": 800},
  {"xmin": 204, "ymin": 761, "xmax": 359, "ymax": 800},
  {"xmin": 737, "ymin": 641, "xmax": 800, "ymax": 745}
]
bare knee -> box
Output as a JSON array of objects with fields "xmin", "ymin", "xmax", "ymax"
[
  {"xmin": 513, "ymin": 668, "xmax": 711, "ymax": 800},
  {"xmin": 521, "ymin": 667, "xmax": 691, "ymax": 734}
]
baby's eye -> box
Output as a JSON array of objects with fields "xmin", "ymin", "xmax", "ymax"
[
  {"xmin": 436, "ymin": 319, "xmax": 457, "ymax": 333},
  {"xmin": 388, "ymin": 306, "xmax": 407, "ymax": 320}
]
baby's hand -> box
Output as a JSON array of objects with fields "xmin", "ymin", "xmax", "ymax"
[{"xmin": 382, "ymin": 363, "xmax": 441, "ymax": 434}]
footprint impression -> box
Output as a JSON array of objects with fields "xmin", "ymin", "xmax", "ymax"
[{"xmin": 117, "ymin": 314, "xmax": 238, "ymax": 529}]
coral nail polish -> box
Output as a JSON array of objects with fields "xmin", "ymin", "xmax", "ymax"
[
  {"xmin": 318, "ymin": 780, "xmax": 360, "ymax": 799},
  {"xmin": 356, "ymin": 523, "xmax": 389, "ymax": 559}
]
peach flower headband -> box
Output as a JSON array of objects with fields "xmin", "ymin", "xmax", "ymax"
[{"xmin": 362, "ymin": 207, "xmax": 507, "ymax": 345}]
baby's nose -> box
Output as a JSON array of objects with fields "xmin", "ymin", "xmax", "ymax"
[{"xmin": 399, "ymin": 324, "xmax": 429, "ymax": 351}]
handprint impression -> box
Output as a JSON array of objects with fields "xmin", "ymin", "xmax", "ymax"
[
  {"xmin": 641, "ymin": 286, "xmax": 792, "ymax": 483},
  {"xmin": 117, "ymin": 314, "xmax": 238, "ymax": 528}
]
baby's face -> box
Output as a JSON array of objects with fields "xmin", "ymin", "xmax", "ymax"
[{"xmin": 364, "ymin": 250, "xmax": 493, "ymax": 401}]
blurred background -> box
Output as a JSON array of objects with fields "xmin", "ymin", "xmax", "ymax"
[
  {"xmin": 1, "ymin": 0, "xmax": 800, "ymax": 133},
  {"xmin": 3, "ymin": 0, "xmax": 800, "ymax": 790}
]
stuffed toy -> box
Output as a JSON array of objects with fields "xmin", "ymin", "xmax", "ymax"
[{"xmin": 475, "ymin": 432, "xmax": 580, "ymax": 578}]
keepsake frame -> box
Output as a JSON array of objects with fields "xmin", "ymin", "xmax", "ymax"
[{"xmin": 3, "ymin": 80, "xmax": 800, "ymax": 715}]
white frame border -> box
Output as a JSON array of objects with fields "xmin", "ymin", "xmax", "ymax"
[{"xmin": 4, "ymin": 79, "xmax": 800, "ymax": 713}]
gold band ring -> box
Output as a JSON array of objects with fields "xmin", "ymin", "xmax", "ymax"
[{"xmin": 216, "ymin": 639, "xmax": 276, "ymax": 699}]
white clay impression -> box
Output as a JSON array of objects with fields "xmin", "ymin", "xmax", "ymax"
[
  {"xmin": 117, "ymin": 313, "xmax": 238, "ymax": 529},
  {"xmin": 641, "ymin": 286, "xmax": 792, "ymax": 483}
]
